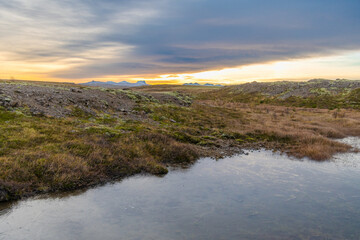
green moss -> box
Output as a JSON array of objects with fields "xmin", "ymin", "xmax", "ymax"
[
  {"xmin": 171, "ymin": 131, "xmax": 201, "ymax": 144},
  {"xmin": 95, "ymin": 114, "xmax": 118, "ymax": 124},
  {"xmin": 165, "ymin": 91, "xmax": 193, "ymax": 105},
  {"xmin": 0, "ymin": 108, "xmax": 18, "ymax": 122},
  {"xmin": 145, "ymin": 162, "xmax": 169, "ymax": 175},
  {"xmin": 71, "ymin": 107, "xmax": 92, "ymax": 118},
  {"xmin": 310, "ymin": 88, "xmax": 331, "ymax": 95}
]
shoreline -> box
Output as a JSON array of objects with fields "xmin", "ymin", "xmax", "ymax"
[
  {"xmin": 1, "ymin": 80, "xmax": 360, "ymax": 202},
  {"xmin": 0, "ymin": 138, "xmax": 356, "ymax": 203}
]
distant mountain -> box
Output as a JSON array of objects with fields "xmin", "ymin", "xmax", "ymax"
[
  {"xmin": 204, "ymin": 83, "xmax": 224, "ymax": 87},
  {"xmin": 183, "ymin": 83, "xmax": 201, "ymax": 86},
  {"xmin": 81, "ymin": 80, "xmax": 149, "ymax": 88},
  {"xmin": 184, "ymin": 82, "xmax": 223, "ymax": 87}
]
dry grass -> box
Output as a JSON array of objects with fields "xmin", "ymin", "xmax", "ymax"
[
  {"xmin": 1, "ymin": 83, "xmax": 360, "ymax": 201},
  {"xmin": 135, "ymin": 84, "xmax": 221, "ymax": 94},
  {"xmin": 0, "ymin": 110, "xmax": 199, "ymax": 201},
  {"xmin": 197, "ymin": 100, "xmax": 360, "ymax": 160}
]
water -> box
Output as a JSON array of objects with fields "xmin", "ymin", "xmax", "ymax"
[{"xmin": 1, "ymin": 138, "xmax": 360, "ymax": 240}]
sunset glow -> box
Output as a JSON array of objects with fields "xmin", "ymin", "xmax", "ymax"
[
  {"xmin": 3, "ymin": 51, "xmax": 359, "ymax": 85},
  {"xmin": 1, "ymin": 0, "xmax": 359, "ymax": 84}
]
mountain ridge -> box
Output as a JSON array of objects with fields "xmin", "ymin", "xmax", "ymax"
[{"xmin": 81, "ymin": 80, "xmax": 149, "ymax": 88}]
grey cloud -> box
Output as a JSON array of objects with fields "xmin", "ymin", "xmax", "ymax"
[{"xmin": 1, "ymin": 0, "xmax": 359, "ymax": 79}]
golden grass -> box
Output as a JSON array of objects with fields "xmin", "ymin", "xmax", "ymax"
[
  {"xmin": 0, "ymin": 111, "xmax": 200, "ymax": 200},
  {"xmin": 197, "ymin": 100, "xmax": 360, "ymax": 160},
  {"xmin": 1, "ymin": 84, "xmax": 360, "ymax": 201}
]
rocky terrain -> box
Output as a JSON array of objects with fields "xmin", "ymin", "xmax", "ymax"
[
  {"xmin": 81, "ymin": 80, "xmax": 149, "ymax": 88},
  {"xmin": 228, "ymin": 79, "xmax": 360, "ymax": 98},
  {"xmin": 0, "ymin": 80, "xmax": 190, "ymax": 118},
  {"xmin": 183, "ymin": 82, "xmax": 223, "ymax": 87},
  {"xmin": 0, "ymin": 79, "xmax": 360, "ymax": 202},
  {"xmin": 199, "ymin": 79, "xmax": 360, "ymax": 109}
]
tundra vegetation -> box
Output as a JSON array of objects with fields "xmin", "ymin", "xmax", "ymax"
[{"xmin": 0, "ymin": 79, "xmax": 359, "ymax": 201}]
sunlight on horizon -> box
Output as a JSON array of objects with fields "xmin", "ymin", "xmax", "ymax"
[
  {"xmin": 1, "ymin": 50, "xmax": 360, "ymax": 85},
  {"xmin": 153, "ymin": 51, "xmax": 360, "ymax": 85}
]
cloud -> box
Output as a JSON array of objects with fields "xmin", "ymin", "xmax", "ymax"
[{"xmin": 1, "ymin": 0, "xmax": 360, "ymax": 79}]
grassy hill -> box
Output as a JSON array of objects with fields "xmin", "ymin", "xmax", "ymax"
[{"xmin": 198, "ymin": 79, "xmax": 360, "ymax": 109}]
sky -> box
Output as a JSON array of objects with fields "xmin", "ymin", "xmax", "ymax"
[{"xmin": 1, "ymin": 0, "xmax": 360, "ymax": 85}]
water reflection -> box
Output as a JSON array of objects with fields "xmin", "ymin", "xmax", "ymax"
[{"xmin": 1, "ymin": 138, "xmax": 360, "ymax": 240}]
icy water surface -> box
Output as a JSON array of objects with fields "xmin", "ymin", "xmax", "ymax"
[{"xmin": 1, "ymin": 138, "xmax": 360, "ymax": 240}]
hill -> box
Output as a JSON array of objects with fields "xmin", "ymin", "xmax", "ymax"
[
  {"xmin": 0, "ymin": 79, "xmax": 360, "ymax": 201},
  {"xmin": 81, "ymin": 80, "xmax": 149, "ymax": 88},
  {"xmin": 199, "ymin": 79, "xmax": 360, "ymax": 109},
  {"xmin": 183, "ymin": 83, "xmax": 223, "ymax": 87}
]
